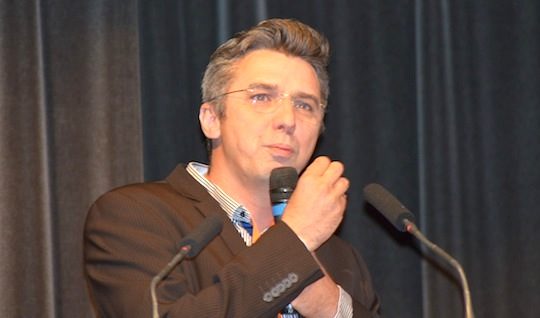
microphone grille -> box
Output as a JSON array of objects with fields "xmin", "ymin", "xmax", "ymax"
[
  {"xmin": 183, "ymin": 216, "xmax": 223, "ymax": 257},
  {"xmin": 363, "ymin": 183, "xmax": 415, "ymax": 232},
  {"xmin": 269, "ymin": 167, "xmax": 298, "ymax": 203}
]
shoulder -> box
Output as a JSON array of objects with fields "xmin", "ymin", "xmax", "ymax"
[
  {"xmin": 91, "ymin": 163, "xmax": 208, "ymax": 212},
  {"xmin": 85, "ymin": 165, "xmax": 214, "ymax": 235},
  {"xmin": 90, "ymin": 181, "xmax": 190, "ymax": 217}
]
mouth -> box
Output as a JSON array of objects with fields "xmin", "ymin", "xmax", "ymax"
[{"xmin": 266, "ymin": 144, "xmax": 295, "ymax": 158}]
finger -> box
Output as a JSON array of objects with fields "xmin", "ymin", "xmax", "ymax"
[
  {"xmin": 303, "ymin": 156, "xmax": 331, "ymax": 176},
  {"xmin": 333, "ymin": 177, "xmax": 350, "ymax": 195},
  {"xmin": 320, "ymin": 161, "xmax": 345, "ymax": 183},
  {"xmin": 322, "ymin": 177, "xmax": 349, "ymax": 203},
  {"xmin": 340, "ymin": 191, "xmax": 348, "ymax": 206}
]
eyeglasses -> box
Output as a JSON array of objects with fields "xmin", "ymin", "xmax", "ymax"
[{"xmin": 206, "ymin": 87, "xmax": 325, "ymax": 123}]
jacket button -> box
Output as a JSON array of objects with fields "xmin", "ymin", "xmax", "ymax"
[
  {"xmin": 288, "ymin": 273, "xmax": 298, "ymax": 283},
  {"xmin": 271, "ymin": 286, "xmax": 281, "ymax": 297},
  {"xmin": 263, "ymin": 292, "xmax": 273, "ymax": 302},
  {"xmin": 283, "ymin": 277, "xmax": 292, "ymax": 288}
]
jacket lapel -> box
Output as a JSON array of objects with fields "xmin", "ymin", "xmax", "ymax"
[{"xmin": 165, "ymin": 164, "xmax": 247, "ymax": 256}]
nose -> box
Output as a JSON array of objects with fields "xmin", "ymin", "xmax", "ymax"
[{"xmin": 272, "ymin": 97, "xmax": 296, "ymax": 134}]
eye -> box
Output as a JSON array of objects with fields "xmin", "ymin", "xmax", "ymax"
[
  {"xmin": 249, "ymin": 90, "xmax": 272, "ymax": 104},
  {"xmin": 250, "ymin": 93, "xmax": 272, "ymax": 103},
  {"xmin": 293, "ymin": 99, "xmax": 315, "ymax": 113}
]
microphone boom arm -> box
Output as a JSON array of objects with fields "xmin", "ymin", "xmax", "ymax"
[
  {"xmin": 150, "ymin": 245, "xmax": 191, "ymax": 318},
  {"xmin": 403, "ymin": 219, "xmax": 474, "ymax": 318}
]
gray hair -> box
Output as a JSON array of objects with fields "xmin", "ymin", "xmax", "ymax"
[{"xmin": 201, "ymin": 18, "xmax": 330, "ymax": 117}]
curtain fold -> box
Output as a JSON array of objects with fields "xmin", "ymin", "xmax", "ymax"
[
  {"xmin": 0, "ymin": 1, "xmax": 56, "ymax": 316},
  {"xmin": 418, "ymin": 1, "xmax": 540, "ymax": 317},
  {"xmin": 1, "ymin": 1, "xmax": 143, "ymax": 317}
]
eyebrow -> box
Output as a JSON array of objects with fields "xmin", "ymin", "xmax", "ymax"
[{"xmin": 246, "ymin": 82, "xmax": 278, "ymax": 91}]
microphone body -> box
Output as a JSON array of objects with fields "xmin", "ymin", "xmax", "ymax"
[
  {"xmin": 151, "ymin": 216, "xmax": 223, "ymax": 318},
  {"xmin": 363, "ymin": 183, "xmax": 474, "ymax": 318},
  {"xmin": 363, "ymin": 183, "xmax": 415, "ymax": 232},
  {"xmin": 178, "ymin": 215, "xmax": 224, "ymax": 257},
  {"xmin": 269, "ymin": 167, "xmax": 298, "ymax": 218}
]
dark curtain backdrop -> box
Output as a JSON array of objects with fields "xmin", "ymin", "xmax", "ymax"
[{"xmin": 1, "ymin": 0, "xmax": 538, "ymax": 317}]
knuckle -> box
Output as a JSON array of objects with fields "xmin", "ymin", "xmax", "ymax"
[{"xmin": 314, "ymin": 156, "xmax": 330, "ymax": 165}]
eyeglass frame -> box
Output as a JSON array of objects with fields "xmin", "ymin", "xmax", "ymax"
[{"xmin": 204, "ymin": 85, "xmax": 327, "ymax": 121}]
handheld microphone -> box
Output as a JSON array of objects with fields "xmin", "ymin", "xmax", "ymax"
[
  {"xmin": 150, "ymin": 216, "xmax": 223, "ymax": 318},
  {"xmin": 269, "ymin": 167, "xmax": 298, "ymax": 218},
  {"xmin": 269, "ymin": 167, "xmax": 300, "ymax": 316},
  {"xmin": 363, "ymin": 183, "xmax": 474, "ymax": 318}
]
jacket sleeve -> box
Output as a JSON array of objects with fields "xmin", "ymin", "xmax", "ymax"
[
  {"xmin": 315, "ymin": 236, "xmax": 381, "ymax": 317},
  {"xmin": 84, "ymin": 185, "xmax": 324, "ymax": 318}
]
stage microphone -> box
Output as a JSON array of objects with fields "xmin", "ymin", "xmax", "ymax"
[
  {"xmin": 150, "ymin": 216, "xmax": 223, "ymax": 318},
  {"xmin": 269, "ymin": 167, "xmax": 298, "ymax": 218},
  {"xmin": 269, "ymin": 167, "xmax": 300, "ymax": 316},
  {"xmin": 363, "ymin": 183, "xmax": 474, "ymax": 318}
]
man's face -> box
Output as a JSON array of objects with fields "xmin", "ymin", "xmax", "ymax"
[{"xmin": 203, "ymin": 49, "xmax": 324, "ymax": 185}]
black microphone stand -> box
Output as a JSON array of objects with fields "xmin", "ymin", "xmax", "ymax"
[
  {"xmin": 150, "ymin": 245, "xmax": 192, "ymax": 318},
  {"xmin": 403, "ymin": 219, "xmax": 474, "ymax": 318}
]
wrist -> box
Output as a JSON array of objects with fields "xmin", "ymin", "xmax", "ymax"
[{"xmin": 280, "ymin": 217, "xmax": 316, "ymax": 251}]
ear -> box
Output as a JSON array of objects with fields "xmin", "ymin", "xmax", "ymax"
[{"xmin": 199, "ymin": 103, "xmax": 221, "ymax": 139}]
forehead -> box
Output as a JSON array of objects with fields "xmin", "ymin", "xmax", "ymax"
[{"xmin": 228, "ymin": 49, "xmax": 321, "ymax": 98}]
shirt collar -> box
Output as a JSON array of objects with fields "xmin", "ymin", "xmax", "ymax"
[{"xmin": 186, "ymin": 162, "xmax": 253, "ymax": 245}]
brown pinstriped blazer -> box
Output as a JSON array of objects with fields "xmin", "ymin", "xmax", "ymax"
[{"xmin": 84, "ymin": 164, "xmax": 380, "ymax": 317}]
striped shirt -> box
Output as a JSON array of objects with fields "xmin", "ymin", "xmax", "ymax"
[{"xmin": 187, "ymin": 162, "xmax": 254, "ymax": 246}]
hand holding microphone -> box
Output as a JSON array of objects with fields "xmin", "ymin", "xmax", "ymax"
[
  {"xmin": 279, "ymin": 156, "xmax": 349, "ymax": 252},
  {"xmin": 271, "ymin": 158, "xmax": 344, "ymax": 317}
]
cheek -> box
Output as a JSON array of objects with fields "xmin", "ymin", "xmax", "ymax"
[
  {"xmin": 230, "ymin": 119, "xmax": 265, "ymax": 151},
  {"xmin": 298, "ymin": 128, "xmax": 320, "ymax": 155}
]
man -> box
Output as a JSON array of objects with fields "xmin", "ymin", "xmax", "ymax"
[{"xmin": 84, "ymin": 18, "xmax": 380, "ymax": 317}]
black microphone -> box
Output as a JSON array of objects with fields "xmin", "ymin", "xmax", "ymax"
[
  {"xmin": 178, "ymin": 216, "xmax": 224, "ymax": 257},
  {"xmin": 363, "ymin": 183, "xmax": 474, "ymax": 318},
  {"xmin": 362, "ymin": 183, "xmax": 416, "ymax": 232},
  {"xmin": 269, "ymin": 167, "xmax": 298, "ymax": 218},
  {"xmin": 150, "ymin": 216, "xmax": 223, "ymax": 318}
]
